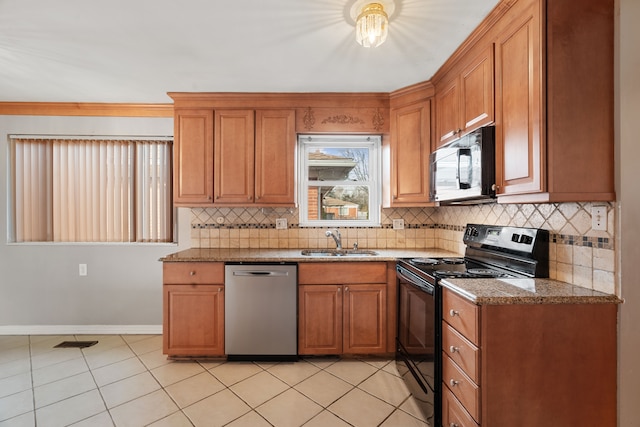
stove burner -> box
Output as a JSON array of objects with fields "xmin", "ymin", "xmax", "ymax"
[
  {"xmin": 433, "ymin": 270, "xmax": 469, "ymax": 278},
  {"xmin": 442, "ymin": 258, "xmax": 465, "ymax": 264},
  {"xmin": 411, "ymin": 258, "xmax": 440, "ymax": 265},
  {"xmin": 467, "ymin": 268, "xmax": 503, "ymax": 277}
]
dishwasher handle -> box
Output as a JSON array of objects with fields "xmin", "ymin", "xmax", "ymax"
[{"xmin": 232, "ymin": 270, "xmax": 290, "ymax": 277}]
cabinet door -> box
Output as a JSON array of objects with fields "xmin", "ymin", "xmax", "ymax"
[
  {"xmin": 163, "ymin": 284, "xmax": 224, "ymax": 356},
  {"xmin": 390, "ymin": 101, "xmax": 432, "ymax": 206},
  {"xmin": 343, "ymin": 284, "xmax": 387, "ymax": 354},
  {"xmin": 255, "ymin": 110, "xmax": 296, "ymax": 205},
  {"xmin": 298, "ymin": 285, "xmax": 342, "ymax": 355},
  {"xmin": 173, "ymin": 109, "xmax": 213, "ymax": 205},
  {"xmin": 435, "ymin": 78, "xmax": 461, "ymax": 147},
  {"xmin": 461, "ymin": 45, "xmax": 494, "ymax": 134},
  {"xmin": 494, "ymin": 2, "xmax": 544, "ymax": 196},
  {"xmin": 214, "ymin": 110, "xmax": 255, "ymax": 204}
]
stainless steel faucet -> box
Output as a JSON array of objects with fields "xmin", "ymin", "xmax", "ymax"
[{"xmin": 325, "ymin": 229, "xmax": 342, "ymax": 249}]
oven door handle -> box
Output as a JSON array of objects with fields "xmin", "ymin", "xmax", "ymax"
[{"xmin": 396, "ymin": 266, "xmax": 435, "ymax": 295}]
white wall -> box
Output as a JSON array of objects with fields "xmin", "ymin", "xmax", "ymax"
[
  {"xmin": 0, "ymin": 115, "xmax": 190, "ymax": 333},
  {"xmin": 617, "ymin": 0, "xmax": 640, "ymax": 424}
]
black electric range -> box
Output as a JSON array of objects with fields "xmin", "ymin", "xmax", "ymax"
[{"xmin": 395, "ymin": 224, "xmax": 549, "ymax": 426}]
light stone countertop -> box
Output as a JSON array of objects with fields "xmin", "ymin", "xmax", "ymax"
[
  {"xmin": 441, "ymin": 277, "xmax": 621, "ymax": 305},
  {"xmin": 160, "ymin": 247, "xmax": 460, "ymax": 263}
]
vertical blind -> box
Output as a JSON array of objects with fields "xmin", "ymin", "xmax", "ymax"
[{"xmin": 11, "ymin": 137, "xmax": 173, "ymax": 243}]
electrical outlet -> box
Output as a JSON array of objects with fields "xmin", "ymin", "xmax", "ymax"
[
  {"xmin": 392, "ymin": 219, "xmax": 405, "ymax": 230},
  {"xmin": 275, "ymin": 218, "xmax": 288, "ymax": 230},
  {"xmin": 591, "ymin": 206, "xmax": 607, "ymax": 231},
  {"xmin": 216, "ymin": 217, "xmax": 225, "ymax": 225},
  {"xmin": 79, "ymin": 264, "xmax": 87, "ymax": 276}
]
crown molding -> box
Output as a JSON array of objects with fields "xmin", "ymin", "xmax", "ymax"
[{"xmin": 0, "ymin": 102, "xmax": 173, "ymax": 117}]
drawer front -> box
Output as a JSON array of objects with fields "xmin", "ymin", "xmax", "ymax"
[
  {"xmin": 443, "ymin": 386, "xmax": 479, "ymax": 427},
  {"xmin": 443, "ymin": 288, "xmax": 479, "ymax": 344},
  {"xmin": 443, "ymin": 353, "xmax": 480, "ymax": 422},
  {"xmin": 298, "ymin": 262, "xmax": 387, "ymax": 284},
  {"xmin": 163, "ymin": 262, "xmax": 224, "ymax": 285},
  {"xmin": 443, "ymin": 323, "xmax": 480, "ymax": 383}
]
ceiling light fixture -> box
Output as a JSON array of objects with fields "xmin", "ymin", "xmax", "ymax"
[{"xmin": 350, "ymin": 0, "xmax": 395, "ymax": 48}]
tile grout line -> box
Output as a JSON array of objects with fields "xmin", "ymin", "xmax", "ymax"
[{"xmin": 28, "ymin": 336, "xmax": 38, "ymax": 427}]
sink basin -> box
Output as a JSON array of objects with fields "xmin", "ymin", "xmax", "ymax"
[{"xmin": 301, "ymin": 249, "xmax": 378, "ymax": 257}]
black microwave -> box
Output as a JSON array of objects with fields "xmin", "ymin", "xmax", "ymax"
[{"xmin": 429, "ymin": 126, "xmax": 496, "ymax": 204}]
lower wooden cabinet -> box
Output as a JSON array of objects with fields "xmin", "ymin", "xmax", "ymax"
[
  {"xmin": 162, "ymin": 262, "xmax": 225, "ymax": 357},
  {"xmin": 297, "ymin": 262, "xmax": 392, "ymax": 355},
  {"xmin": 298, "ymin": 283, "xmax": 387, "ymax": 355},
  {"xmin": 441, "ymin": 287, "xmax": 618, "ymax": 426}
]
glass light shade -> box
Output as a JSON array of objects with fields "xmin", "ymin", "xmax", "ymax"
[{"xmin": 355, "ymin": 3, "xmax": 389, "ymax": 48}]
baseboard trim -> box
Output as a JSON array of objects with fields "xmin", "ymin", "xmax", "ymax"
[{"xmin": 0, "ymin": 325, "xmax": 162, "ymax": 335}]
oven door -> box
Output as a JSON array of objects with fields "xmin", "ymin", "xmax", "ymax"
[{"xmin": 396, "ymin": 265, "xmax": 440, "ymax": 425}]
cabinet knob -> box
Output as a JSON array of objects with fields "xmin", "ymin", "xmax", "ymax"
[
  {"xmin": 256, "ymin": 196, "xmax": 260, "ymax": 200},
  {"xmin": 344, "ymin": 286, "xmax": 349, "ymax": 292},
  {"xmin": 491, "ymin": 184, "xmax": 500, "ymax": 192},
  {"xmin": 189, "ymin": 271, "xmax": 196, "ymax": 276},
  {"xmin": 450, "ymin": 423, "xmax": 460, "ymax": 427},
  {"xmin": 449, "ymin": 379, "xmax": 460, "ymax": 387},
  {"xmin": 218, "ymin": 287, "xmax": 223, "ymax": 292},
  {"xmin": 248, "ymin": 196, "xmax": 252, "ymax": 201},
  {"xmin": 449, "ymin": 345, "xmax": 459, "ymax": 353},
  {"xmin": 449, "ymin": 309, "xmax": 459, "ymax": 317}
]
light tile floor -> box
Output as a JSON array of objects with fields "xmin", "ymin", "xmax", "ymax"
[{"xmin": 0, "ymin": 335, "xmax": 429, "ymax": 427}]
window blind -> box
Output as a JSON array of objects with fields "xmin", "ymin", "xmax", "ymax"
[{"xmin": 10, "ymin": 137, "xmax": 173, "ymax": 243}]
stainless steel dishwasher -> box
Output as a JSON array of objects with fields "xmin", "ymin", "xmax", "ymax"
[{"xmin": 224, "ymin": 263, "xmax": 297, "ymax": 361}]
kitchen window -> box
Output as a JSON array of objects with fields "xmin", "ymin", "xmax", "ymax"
[
  {"xmin": 298, "ymin": 135, "xmax": 381, "ymax": 227},
  {"xmin": 9, "ymin": 136, "xmax": 173, "ymax": 243}
]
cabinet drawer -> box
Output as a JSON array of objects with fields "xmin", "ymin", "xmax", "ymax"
[
  {"xmin": 163, "ymin": 262, "xmax": 224, "ymax": 285},
  {"xmin": 443, "ymin": 323, "xmax": 480, "ymax": 383},
  {"xmin": 298, "ymin": 262, "xmax": 387, "ymax": 284},
  {"xmin": 443, "ymin": 354, "xmax": 480, "ymax": 422},
  {"xmin": 443, "ymin": 288, "xmax": 479, "ymax": 345},
  {"xmin": 442, "ymin": 386, "xmax": 479, "ymax": 427}
]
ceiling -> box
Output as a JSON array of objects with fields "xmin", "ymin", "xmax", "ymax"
[{"xmin": 0, "ymin": 0, "xmax": 500, "ymax": 104}]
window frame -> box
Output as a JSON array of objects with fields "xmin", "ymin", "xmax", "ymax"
[{"xmin": 297, "ymin": 134, "xmax": 381, "ymax": 227}]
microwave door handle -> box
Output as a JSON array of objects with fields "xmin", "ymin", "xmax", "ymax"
[{"xmin": 458, "ymin": 148, "xmax": 472, "ymax": 189}]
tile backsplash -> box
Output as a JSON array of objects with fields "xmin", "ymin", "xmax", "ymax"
[{"xmin": 190, "ymin": 202, "xmax": 617, "ymax": 295}]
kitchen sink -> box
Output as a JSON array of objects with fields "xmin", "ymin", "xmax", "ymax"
[{"xmin": 300, "ymin": 249, "xmax": 378, "ymax": 257}]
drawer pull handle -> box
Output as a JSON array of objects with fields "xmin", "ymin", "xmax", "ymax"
[
  {"xmin": 450, "ymin": 379, "xmax": 460, "ymax": 387},
  {"xmin": 189, "ymin": 271, "xmax": 196, "ymax": 276},
  {"xmin": 449, "ymin": 345, "xmax": 460, "ymax": 353},
  {"xmin": 449, "ymin": 309, "xmax": 459, "ymax": 317}
]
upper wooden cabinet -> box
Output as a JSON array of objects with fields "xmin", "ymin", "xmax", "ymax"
[
  {"xmin": 214, "ymin": 110, "xmax": 255, "ymax": 204},
  {"xmin": 389, "ymin": 100, "xmax": 432, "ymax": 206},
  {"xmin": 435, "ymin": 45, "xmax": 494, "ymax": 149},
  {"xmin": 213, "ymin": 109, "xmax": 296, "ymax": 206},
  {"xmin": 494, "ymin": 0, "xmax": 615, "ymax": 202},
  {"xmin": 173, "ymin": 109, "xmax": 214, "ymax": 205},
  {"xmin": 386, "ymin": 82, "xmax": 435, "ymax": 207},
  {"xmin": 254, "ymin": 110, "xmax": 296, "ymax": 205}
]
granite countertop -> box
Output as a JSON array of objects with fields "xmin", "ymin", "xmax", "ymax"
[
  {"xmin": 160, "ymin": 247, "xmax": 460, "ymax": 263},
  {"xmin": 441, "ymin": 277, "xmax": 622, "ymax": 305}
]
